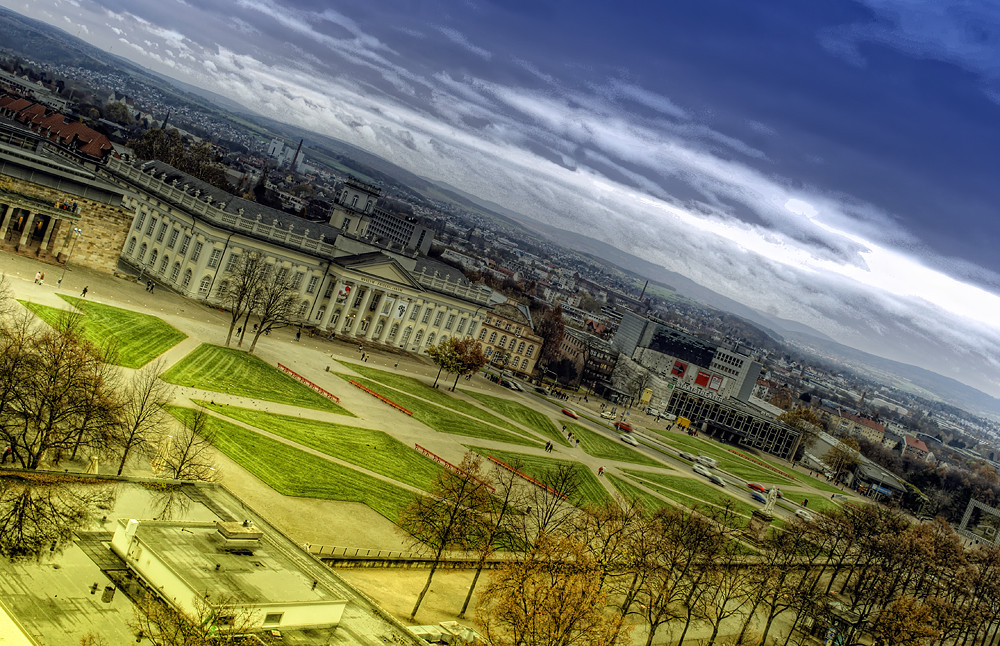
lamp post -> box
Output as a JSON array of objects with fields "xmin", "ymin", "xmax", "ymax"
[{"xmin": 57, "ymin": 227, "xmax": 82, "ymax": 288}]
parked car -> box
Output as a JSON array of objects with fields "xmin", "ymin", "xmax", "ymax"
[
  {"xmin": 646, "ymin": 407, "xmax": 660, "ymax": 417},
  {"xmin": 678, "ymin": 451, "xmax": 696, "ymax": 461},
  {"xmin": 693, "ymin": 464, "xmax": 712, "ymax": 478},
  {"xmin": 795, "ymin": 509, "xmax": 813, "ymax": 522},
  {"xmin": 695, "ymin": 455, "xmax": 718, "ymax": 469},
  {"xmin": 620, "ymin": 433, "xmax": 639, "ymax": 447},
  {"xmin": 747, "ymin": 482, "xmax": 767, "ymax": 493},
  {"xmin": 561, "ymin": 408, "xmax": 579, "ymax": 419},
  {"xmin": 750, "ymin": 491, "xmax": 767, "ymax": 503},
  {"xmin": 614, "ymin": 421, "xmax": 633, "ymax": 433},
  {"xmin": 600, "ymin": 410, "xmax": 616, "ymax": 420},
  {"xmin": 535, "ymin": 386, "xmax": 550, "ymax": 395},
  {"xmin": 708, "ymin": 473, "xmax": 725, "ymax": 487}
]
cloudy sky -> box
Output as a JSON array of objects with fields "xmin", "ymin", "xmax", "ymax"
[{"xmin": 7, "ymin": 0, "xmax": 1000, "ymax": 398}]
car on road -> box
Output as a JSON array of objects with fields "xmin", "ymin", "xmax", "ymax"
[
  {"xmin": 750, "ymin": 491, "xmax": 767, "ymax": 503},
  {"xmin": 678, "ymin": 451, "xmax": 695, "ymax": 461},
  {"xmin": 795, "ymin": 509, "xmax": 813, "ymax": 522},
  {"xmin": 693, "ymin": 464, "xmax": 712, "ymax": 477},
  {"xmin": 646, "ymin": 407, "xmax": 660, "ymax": 417},
  {"xmin": 535, "ymin": 386, "xmax": 550, "ymax": 395},
  {"xmin": 500, "ymin": 379, "xmax": 522, "ymax": 391},
  {"xmin": 561, "ymin": 408, "xmax": 579, "ymax": 419},
  {"xmin": 747, "ymin": 482, "xmax": 767, "ymax": 493},
  {"xmin": 614, "ymin": 421, "xmax": 633, "ymax": 433},
  {"xmin": 695, "ymin": 455, "xmax": 718, "ymax": 469},
  {"xmin": 707, "ymin": 473, "xmax": 725, "ymax": 487},
  {"xmin": 600, "ymin": 410, "xmax": 616, "ymax": 420},
  {"xmin": 620, "ymin": 433, "xmax": 639, "ymax": 446}
]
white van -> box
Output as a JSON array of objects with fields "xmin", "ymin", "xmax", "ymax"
[{"xmin": 695, "ymin": 455, "xmax": 718, "ymax": 469}]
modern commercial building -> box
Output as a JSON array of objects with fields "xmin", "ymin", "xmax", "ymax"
[{"xmin": 613, "ymin": 310, "xmax": 762, "ymax": 402}]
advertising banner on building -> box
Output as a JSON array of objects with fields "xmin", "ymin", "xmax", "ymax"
[
  {"xmin": 672, "ymin": 360, "xmax": 687, "ymax": 377},
  {"xmin": 695, "ymin": 371, "xmax": 711, "ymax": 387},
  {"xmin": 392, "ymin": 300, "xmax": 409, "ymax": 320},
  {"xmin": 709, "ymin": 375, "xmax": 723, "ymax": 391}
]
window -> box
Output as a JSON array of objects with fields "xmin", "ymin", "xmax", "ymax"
[
  {"xmin": 171, "ymin": 263, "xmax": 180, "ymax": 281},
  {"xmin": 485, "ymin": 347, "xmax": 493, "ymax": 357},
  {"xmin": 324, "ymin": 282, "xmax": 335, "ymax": 298},
  {"xmin": 433, "ymin": 311, "xmax": 443, "ymax": 327},
  {"xmin": 292, "ymin": 271, "xmax": 304, "ymax": 289},
  {"xmin": 207, "ymin": 248, "xmax": 221, "ymax": 269},
  {"xmin": 489, "ymin": 332, "xmax": 497, "ymax": 343},
  {"xmin": 276, "ymin": 267, "xmax": 288, "ymax": 283},
  {"xmin": 149, "ymin": 249, "xmax": 158, "ymax": 267},
  {"xmin": 518, "ymin": 341, "xmax": 525, "ymax": 353},
  {"xmin": 155, "ymin": 222, "xmax": 167, "ymax": 242},
  {"xmin": 500, "ymin": 335, "xmax": 507, "ymax": 347},
  {"xmin": 445, "ymin": 314, "xmax": 455, "ymax": 330},
  {"xmin": 135, "ymin": 212, "xmax": 145, "ymax": 232},
  {"xmin": 126, "ymin": 237, "xmax": 136, "ymax": 255},
  {"xmin": 457, "ymin": 318, "xmax": 467, "ymax": 334},
  {"xmin": 198, "ymin": 276, "xmax": 211, "ymax": 295},
  {"xmin": 167, "ymin": 229, "xmax": 178, "ymax": 248},
  {"xmin": 182, "ymin": 269, "xmax": 192, "ymax": 287},
  {"xmin": 479, "ymin": 329, "xmax": 487, "ymax": 340},
  {"xmin": 191, "ymin": 241, "xmax": 203, "ymax": 261},
  {"xmin": 343, "ymin": 217, "xmax": 351, "ymax": 230},
  {"xmin": 179, "ymin": 235, "xmax": 191, "ymax": 254},
  {"xmin": 526, "ymin": 345, "xmax": 535, "ymax": 357},
  {"xmin": 351, "ymin": 195, "xmax": 358, "ymax": 208},
  {"xmin": 414, "ymin": 330, "xmax": 423, "ymax": 346},
  {"xmin": 225, "ymin": 253, "xmax": 238, "ymax": 272},
  {"xmin": 145, "ymin": 217, "xmax": 156, "ymax": 236},
  {"xmin": 306, "ymin": 276, "xmax": 319, "ymax": 294},
  {"xmin": 509, "ymin": 338, "xmax": 516, "ymax": 350},
  {"xmin": 159, "ymin": 255, "xmax": 168, "ymax": 273},
  {"xmin": 298, "ymin": 300, "xmax": 308, "ymax": 316},
  {"xmin": 410, "ymin": 307, "xmax": 419, "ymax": 321},
  {"xmin": 263, "ymin": 613, "xmax": 283, "ymax": 627},
  {"xmin": 421, "ymin": 309, "xmax": 431, "ymax": 324}
]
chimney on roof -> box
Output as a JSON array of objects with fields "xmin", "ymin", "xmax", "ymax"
[{"xmin": 290, "ymin": 139, "xmax": 303, "ymax": 172}]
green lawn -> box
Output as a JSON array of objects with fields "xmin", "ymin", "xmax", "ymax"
[
  {"xmin": 567, "ymin": 422, "xmax": 664, "ymax": 467},
  {"xmin": 653, "ymin": 433, "xmax": 795, "ymax": 484},
  {"xmin": 196, "ymin": 402, "xmax": 441, "ymax": 491},
  {"xmin": 162, "ymin": 344, "xmax": 352, "ymax": 414},
  {"xmin": 20, "ymin": 296, "xmax": 186, "ymax": 368},
  {"xmin": 345, "ymin": 375, "xmax": 541, "ymax": 447},
  {"xmin": 626, "ymin": 471, "xmax": 759, "ymax": 525},
  {"xmin": 349, "ymin": 365, "xmax": 528, "ymax": 436},
  {"xmin": 464, "ymin": 390, "xmax": 569, "ymax": 447},
  {"xmin": 606, "ymin": 473, "xmax": 672, "ymax": 511},
  {"xmin": 467, "ymin": 446, "xmax": 611, "ymax": 508},
  {"xmin": 165, "ymin": 407, "xmax": 415, "ymax": 522}
]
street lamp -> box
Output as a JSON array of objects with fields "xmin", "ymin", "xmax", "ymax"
[{"xmin": 57, "ymin": 227, "xmax": 82, "ymax": 288}]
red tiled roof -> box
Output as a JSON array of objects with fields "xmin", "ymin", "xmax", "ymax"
[
  {"xmin": 840, "ymin": 411, "xmax": 885, "ymax": 433},
  {"xmin": 4, "ymin": 98, "xmax": 32, "ymax": 113},
  {"xmin": 15, "ymin": 103, "xmax": 45, "ymax": 123},
  {"xmin": 904, "ymin": 435, "xmax": 929, "ymax": 452}
]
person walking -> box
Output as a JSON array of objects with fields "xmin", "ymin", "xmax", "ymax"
[
  {"xmin": 598, "ymin": 466, "xmax": 604, "ymax": 476},
  {"xmin": 34, "ymin": 271, "xmax": 40, "ymax": 284},
  {"xmin": 81, "ymin": 286, "xmax": 88, "ymax": 297},
  {"xmin": 39, "ymin": 273, "xmax": 44, "ymax": 285},
  {"xmin": 295, "ymin": 329, "xmax": 301, "ymax": 342}
]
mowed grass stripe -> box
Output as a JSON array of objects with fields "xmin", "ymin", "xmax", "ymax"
[
  {"xmin": 464, "ymin": 390, "xmax": 569, "ymax": 447},
  {"xmin": 349, "ymin": 365, "xmax": 526, "ymax": 435},
  {"xmin": 197, "ymin": 401, "xmax": 441, "ymax": 491},
  {"xmin": 165, "ymin": 406, "xmax": 414, "ymax": 522},
  {"xmin": 567, "ymin": 422, "xmax": 664, "ymax": 467},
  {"xmin": 625, "ymin": 470, "xmax": 758, "ymax": 522},
  {"xmin": 653, "ymin": 433, "xmax": 794, "ymax": 484},
  {"xmin": 163, "ymin": 344, "xmax": 351, "ymax": 414},
  {"xmin": 466, "ymin": 446, "xmax": 611, "ymax": 508},
  {"xmin": 20, "ymin": 296, "xmax": 186, "ymax": 368},
  {"xmin": 344, "ymin": 375, "xmax": 540, "ymax": 447}
]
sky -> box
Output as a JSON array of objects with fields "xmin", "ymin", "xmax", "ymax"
[{"xmin": 6, "ymin": 0, "xmax": 1000, "ymax": 399}]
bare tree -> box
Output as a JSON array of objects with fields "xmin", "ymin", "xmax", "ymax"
[
  {"xmin": 130, "ymin": 588, "xmax": 257, "ymax": 646},
  {"xmin": 112, "ymin": 360, "xmax": 172, "ymax": 475},
  {"xmin": 219, "ymin": 251, "xmax": 267, "ymax": 347},
  {"xmin": 451, "ymin": 338, "xmax": 487, "ymax": 391},
  {"xmin": 245, "ymin": 265, "xmax": 298, "ymax": 353},
  {"xmin": 427, "ymin": 337, "xmax": 463, "ymax": 388},
  {"xmin": 162, "ymin": 409, "xmax": 218, "ymax": 481},
  {"xmin": 399, "ymin": 452, "xmax": 492, "ymax": 619}
]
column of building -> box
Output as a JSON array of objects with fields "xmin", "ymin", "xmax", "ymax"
[{"xmin": 0, "ymin": 205, "xmax": 14, "ymax": 243}]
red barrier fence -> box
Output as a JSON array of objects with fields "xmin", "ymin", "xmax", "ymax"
[
  {"xmin": 487, "ymin": 455, "xmax": 567, "ymax": 500},
  {"xmin": 415, "ymin": 444, "xmax": 494, "ymax": 492},
  {"xmin": 277, "ymin": 363, "xmax": 340, "ymax": 403},
  {"xmin": 349, "ymin": 379, "xmax": 413, "ymax": 416},
  {"xmin": 725, "ymin": 448, "xmax": 794, "ymax": 480}
]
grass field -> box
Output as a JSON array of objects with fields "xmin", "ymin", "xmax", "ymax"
[
  {"xmin": 165, "ymin": 406, "xmax": 415, "ymax": 521},
  {"xmin": 626, "ymin": 471, "xmax": 759, "ymax": 524},
  {"xmin": 467, "ymin": 446, "xmax": 612, "ymax": 507},
  {"xmin": 566, "ymin": 422, "xmax": 665, "ymax": 467},
  {"xmin": 606, "ymin": 473, "xmax": 671, "ymax": 511},
  {"xmin": 20, "ymin": 296, "xmax": 186, "ymax": 368},
  {"xmin": 345, "ymin": 375, "xmax": 541, "ymax": 447},
  {"xmin": 653, "ymin": 433, "xmax": 795, "ymax": 484},
  {"xmin": 162, "ymin": 344, "xmax": 352, "ymax": 414},
  {"xmin": 197, "ymin": 401, "xmax": 441, "ymax": 491},
  {"xmin": 349, "ymin": 365, "xmax": 528, "ymax": 435},
  {"xmin": 464, "ymin": 390, "xmax": 569, "ymax": 447}
]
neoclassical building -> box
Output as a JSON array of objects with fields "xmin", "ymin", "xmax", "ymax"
[
  {"xmin": 101, "ymin": 157, "xmax": 491, "ymax": 353},
  {"xmin": 477, "ymin": 302, "xmax": 543, "ymax": 377}
]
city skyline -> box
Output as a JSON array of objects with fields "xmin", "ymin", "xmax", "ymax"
[{"xmin": 5, "ymin": 0, "xmax": 1000, "ymax": 397}]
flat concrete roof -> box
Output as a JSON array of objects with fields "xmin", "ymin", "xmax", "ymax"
[{"xmin": 129, "ymin": 520, "xmax": 344, "ymax": 606}]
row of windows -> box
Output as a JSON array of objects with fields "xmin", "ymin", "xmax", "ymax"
[
  {"xmin": 482, "ymin": 316, "xmax": 524, "ymax": 336},
  {"xmin": 479, "ymin": 328, "xmax": 535, "ymax": 357},
  {"xmin": 483, "ymin": 347, "xmax": 532, "ymax": 372}
]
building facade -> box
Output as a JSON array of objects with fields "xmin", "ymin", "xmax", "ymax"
[
  {"xmin": 477, "ymin": 302, "xmax": 542, "ymax": 377},
  {"xmin": 102, "ymin": 157, "xmax": 491, "ymax": 353}
]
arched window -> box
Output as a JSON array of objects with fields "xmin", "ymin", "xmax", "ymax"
[
  {"xmin": 126, "ymin": 237, "xmax": 136, "ymax": 255},
  {"xmin": 509, "ymin": 338, "xmax": 516, "ymax": 350},
  {"xmin": 182, "ymin": 269, "xmax": 192, "ymax": 287},
  {"xmin": 526, "ymin": 345, "xmax": 535, "ymax": 357},
  {"xmin": 489, "ymin": 332, "xmax": 497, "ymax": 343},
  {"xmin": 413, "ymin": 330, "xmax": 423, "ymax": 346},
  {"xmin": 389, "ymin": 323, "xmax": 399, "ymax": 340},
  {"xmin": 138, "ymin": 243, "xmax": 147, "ymax": 262},
  {"xmin": 401, "ymin": 327, "xmax": 412, "ymax": 345},
  {"xmin": 479, "ymin": 329, "xmax": 487, "ymax": 340},
  {"xmin": 198, "ymin": 275, "xmax": 211, "ymax": 295},
  {"xmin": 298, "ymin": 300, "xmax": 308, "ymax": 317},
  {"xmin": 171, "ymin": 262, "xmax": 181, "ymax": 281},
  {"xmin": 316, "ymin": 306, "xmax": 326, "ymax": 321},
  {"xmin": 518, "ymin": 341, "xmax": 525, "ymax": 353},
  {"xmin": 499, "ymin": 335, "xmax": 507, "ymax": 347},
  {"xmin": 426, "ymin": 333, "xmax": 436, "ymax": 347},
  {"xmin": 159, "ymin": 255, "xmax": 168, "ymax": 274},
  {"xmin": 149, "ymin": 249, "xmax": 158, "ymax": 268}
]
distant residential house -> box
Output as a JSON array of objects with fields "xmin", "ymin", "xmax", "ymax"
[
  {"xmin": 834, "ymin": 411, "xmax": 885, "ymax": 445},
  {"xmin": 902, "ymin": 434, "xmax": 931, "ymax": 462}
]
